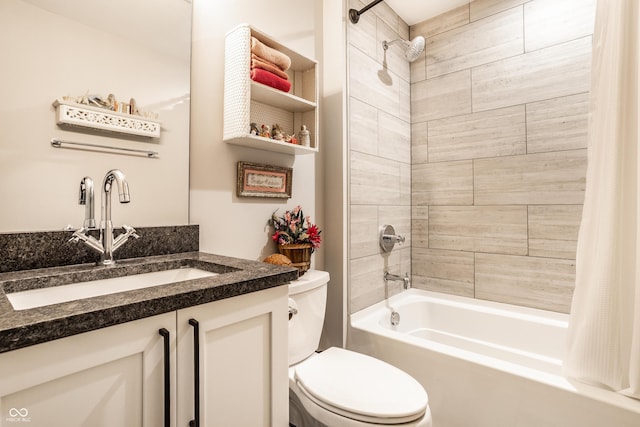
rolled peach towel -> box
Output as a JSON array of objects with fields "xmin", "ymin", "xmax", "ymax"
[
  {"xmin": 250, "ymin": 68, "xmax": 292, "ymax": 93},
  {"xmin": 251, "ymin": 54, "xmax": 289, "ymax": 80},
  {"xmin": 251, "ymin": 37, "xmax": 291, "ymax": 71}
]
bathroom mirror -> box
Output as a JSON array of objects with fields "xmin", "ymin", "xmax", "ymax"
[{"xmin": 0, "ymin": 0, "xmax": 192, "ymax": 232}]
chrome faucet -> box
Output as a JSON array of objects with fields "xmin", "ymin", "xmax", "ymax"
[
  {"xmin": 79, "ymin": 176, "xmax": 96, "ymax": 229},
  {"xmin": 384, "ymin": 271, "xmax": 411, "ymax": 290},
  {"xmin": 100, "ymin": 169, "xmax": 136, "ymax": 265},
  {"xmin": 69, "ymin": 169, "xmax": 139, "ymax": 265}
]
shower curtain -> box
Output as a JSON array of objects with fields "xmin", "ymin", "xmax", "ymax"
[{"xmin": 565, "ymin": 0, "xmax": 640, "ymax": 399}]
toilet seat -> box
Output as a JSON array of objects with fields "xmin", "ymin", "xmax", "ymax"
[{"xmin": 294, "ymin": 347, "xmax": 428, "ymax": 425}]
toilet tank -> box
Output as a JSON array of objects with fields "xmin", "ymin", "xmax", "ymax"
[{"xmin": 288, "ymin": 270, "xmax": 330, "ymax": 365}]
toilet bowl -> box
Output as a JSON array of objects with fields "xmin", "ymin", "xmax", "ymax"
[{"xmin": 288, "ymin": 270, "xmax": 432, "ymax": 427}]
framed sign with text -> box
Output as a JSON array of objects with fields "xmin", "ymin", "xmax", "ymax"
[{"xmin": 237, "ymin": 161, "xmax": 292, "ymax": 199}]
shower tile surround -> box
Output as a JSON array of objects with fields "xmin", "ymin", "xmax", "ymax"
[
  {"xmin": 348, "ymin": 0, "xmax": 412, "ymax": 312},
  {"xmin": 347, "ymin": 0, "xmax": 596, "ymax": 314}
]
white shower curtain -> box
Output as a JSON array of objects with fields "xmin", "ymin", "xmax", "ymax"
[{"xmin": 565, "ymin": 0, "xmax": 640, "ymax": 399}]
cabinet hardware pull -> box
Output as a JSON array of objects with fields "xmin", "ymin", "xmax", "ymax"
[
  {"xmin": 188, "ymin": 319, "xmax": 200, "ymax": 427},
  {"xmin": 158, "ymin": 328, "xmax": 170, "ymax": 427}
]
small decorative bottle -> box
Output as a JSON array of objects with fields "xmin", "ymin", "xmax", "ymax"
[{"xmin": 299, "ymin": 125, "xmax": 310, "ymax": 147}]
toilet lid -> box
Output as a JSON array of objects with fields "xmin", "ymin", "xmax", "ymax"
[{"xmin": 294, "ymin": 347, "xmax": 428, "ymax": 424}]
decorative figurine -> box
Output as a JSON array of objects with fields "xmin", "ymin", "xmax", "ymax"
[
  {"xmin": 129, "ymin": 98, "xmax": 140, "ymax": 115},
  {"xmin": 284, "ymin": 133, "xmax": 298, "ymax": 144},
  {"xmin": 106, "ymin": 94, "xmax": 117, "ymax": 111},
  {"xmin": 299, "ymin": 125, "xmax": 310, "ymax": 147},
  {"xmin": 272, "ymin": 124, "xmax": 284, "ymax": 140},
  {"xmin": 259, "ymin": 124, "xmax": 271, "ymax": 138},
  {"xmin": 61, "ymin": 92, "xmax": 157, "ymax": 118},
  {"xmin": 250, "ymin": 122, "xmax": 259, "ymax": 135},
  {"xmin": 88, "ymin": 95, "xmax": 108, "ymax": 108}
]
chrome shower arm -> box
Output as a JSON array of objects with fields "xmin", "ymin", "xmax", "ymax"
[{"xmin": 382, "ymin": 39, "xmax": 408, "ymax": 50}]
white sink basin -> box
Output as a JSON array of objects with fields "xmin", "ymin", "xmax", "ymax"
[{"xmin": 6, "ymin": 267, "xmax": 217, "ymax": 311}]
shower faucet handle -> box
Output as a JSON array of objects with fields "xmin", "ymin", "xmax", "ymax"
[
  {"xmin": 384, "ymin": 234, "xmax": 405, "ymax": 244},
  {"xmin": 379, "ymin": 224, "xmax": 405, "ymax": 252}
]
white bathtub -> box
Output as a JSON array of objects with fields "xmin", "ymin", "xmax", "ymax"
[{"xmin": 349, "ymin": 289, "xmax": 640, "ymax": 427}]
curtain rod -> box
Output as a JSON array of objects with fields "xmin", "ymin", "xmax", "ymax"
[{"xmin": 349, "ymin": 0, "xmax": 384, "ymax": 24}]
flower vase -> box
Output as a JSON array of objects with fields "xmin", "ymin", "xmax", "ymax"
[{"xmin": 278, "ymin": 243, "xmax": 312, "ymax": 276}]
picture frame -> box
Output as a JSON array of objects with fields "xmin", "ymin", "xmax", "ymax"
[{"xmin": 237, "ymin": 161, "xmax": 292, "ymax": 199}]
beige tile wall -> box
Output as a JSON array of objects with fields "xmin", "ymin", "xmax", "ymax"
[
  {"xmin": 347, "ymin": 0, "xmax": 594, "ymax": 314},
  {"xmin": 348, "ymin": 0, "xmax": 412, "ymax": 314},
  {"xmin": 410, "ymin": 0, "xmax": 596, "ymax": 313}
]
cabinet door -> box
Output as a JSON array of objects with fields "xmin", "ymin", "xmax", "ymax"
[
  {"xmin": 177, "ymin": 286, "xmax": 288, "ymax": 427},
  {"xmin": 0, "ymin": 312, "xmax": 176, "ymax": 427}
]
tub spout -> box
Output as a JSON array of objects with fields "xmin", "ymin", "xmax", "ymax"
[{"xmin": 384, "ymin": 271, "xmax": 411, "ymax": 290}]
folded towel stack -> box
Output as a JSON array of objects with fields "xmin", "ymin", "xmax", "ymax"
[
  {"xmin": 251, "ymin": 68, "xmax": 291, "ymax": 93},
  {"xmin": 250, "ymin": 37, "xmax": 292, "ymax": 93},
  {"xmin": 252, "ymin": 54, "xmax": 289, "ymax": 80}
]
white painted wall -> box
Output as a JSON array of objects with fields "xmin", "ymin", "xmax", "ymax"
[
  {"xmin": 190, "ymin": 0, "xmax": 350, "ymax": 348},
  {"xmin": 1, "ymin": 0, "xmax": 346, "ymax": 347},
  {"xmin": 0, "ymin": 0, "xmax": 191, "ymax": 232},
  {"xmin": 190, "ymin": 0, "xmax": 324, "ymax": 263},
  {"xmin": 318, "ymin": 1, "xmax": 348, "ymax": 348}
]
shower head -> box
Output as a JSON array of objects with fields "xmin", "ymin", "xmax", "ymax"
[{"xmin": 382, "ymin": 36, "xmax": 425, "ymax": 62}]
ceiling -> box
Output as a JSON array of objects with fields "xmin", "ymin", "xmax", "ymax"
[{"xmin": 384, "ymin": 0, "xmax": 471, "ymax": 26}]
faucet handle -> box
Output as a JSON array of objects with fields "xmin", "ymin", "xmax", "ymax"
[
  {"xmin": 67, "ymin": 227, "xmax": 105, "ymax": 254},
  {"xmin": 380, "ymin": 224, "xmax": 405, "ymax": 252},
  {"xmin": 68, "ymin": 227, "xmax": 86, "ymax": 243},
  {"xmin": 122, "ymin": 224, "xmax": 140, "ymax": 239},
  {"xmin": 111, "ymin": 225, "xmax": 139, "ymax": 253}
]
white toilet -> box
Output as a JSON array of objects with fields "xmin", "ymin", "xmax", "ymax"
[{"xmin": 288, "ymin": 270, "xmax": 432, "ymax": 427}]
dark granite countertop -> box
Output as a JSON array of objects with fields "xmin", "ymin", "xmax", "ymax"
[{"xmin": 0, "ymin": 251, "xmax": 298, "ymax": 353}]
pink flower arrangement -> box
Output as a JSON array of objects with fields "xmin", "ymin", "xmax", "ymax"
[{"xmin": 271, "ymin": 206, "xmax": 322, "ymax": 252}]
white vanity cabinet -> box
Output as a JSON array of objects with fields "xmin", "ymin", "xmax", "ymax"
[
  {"xmin": 176, "ymin": 285, "xmax": 289, "ymax": 427},
  {"xmin": 0, "ymin": 311, "xmax": 176, "ymax": 427},
  {"xmin": 0, "ymin": 285, "xmax": 288, "ymax": 427}
]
